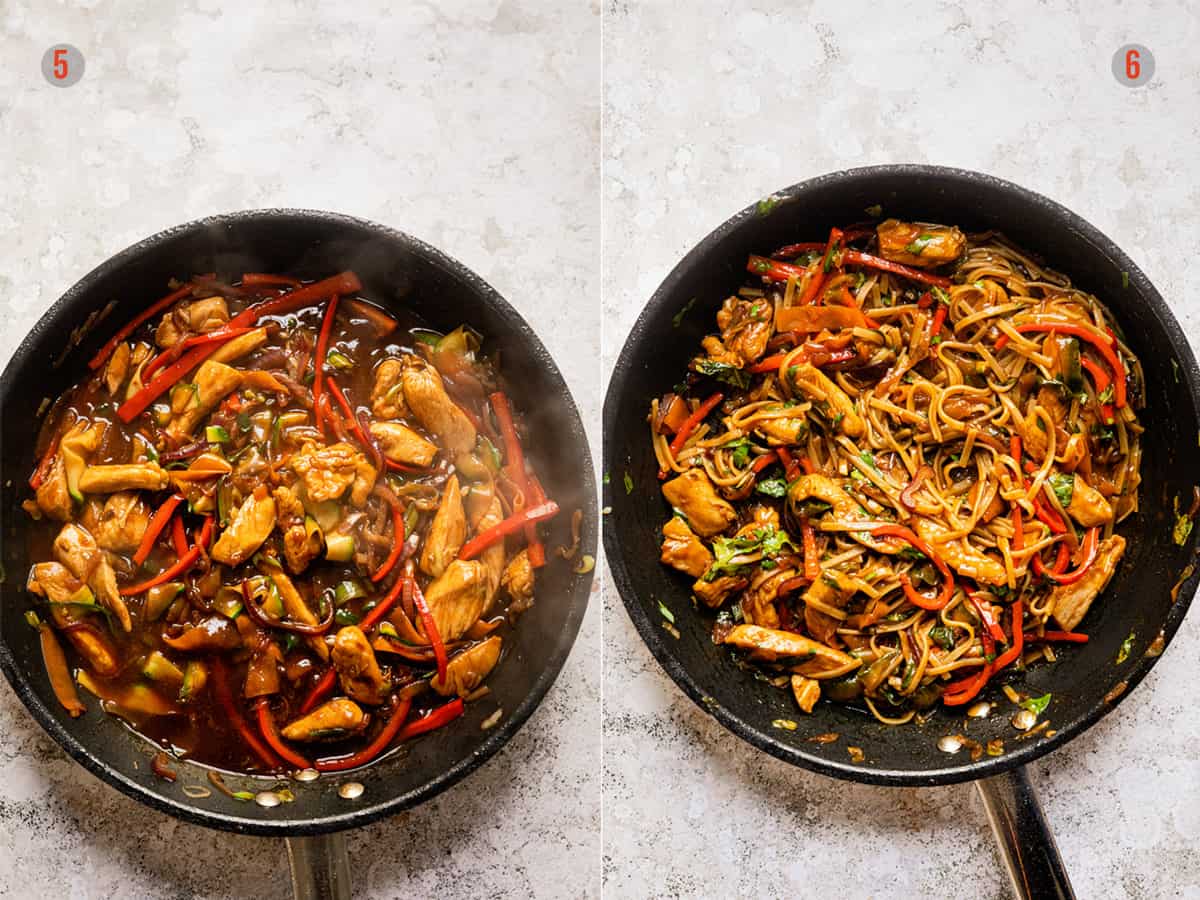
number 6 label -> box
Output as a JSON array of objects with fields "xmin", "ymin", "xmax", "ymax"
[
  {"xmin": 41, "ymin": 44, "xmax": 85, "ymax": 88},
  {"xmin": 1112, "ymin": 44, "xmax": 1155, "ymax": 88}
]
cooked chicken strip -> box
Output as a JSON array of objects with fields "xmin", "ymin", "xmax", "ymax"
[
  {"xmin": 423, "ymin": 559, "xmax": 491, "ymax": 643},
  {"xmin": 402, "ymin": 363, "xmax": 476, "ymax": 458},
  {"xmin": 790, "ymin": 362, "xmax": 864, "ymax": 437},
  {"xmin": 420, "ymin": 475, "xmax": 466, "ymax": 578},
  {"xmin": 166, "ymin": 360, "xmax": 242, "ymax": 440},
  {"xmin": 52, "ymin": 523, "xmax": 131, "ymax": 631},
  {"xmin": 661, "ymin": 468, "xmax": 737, "ymax": 537},
  {"xmin": 281, "ymin": 698, "xmax": 367, "ymax": 742},
  {"xmin": 369, "ymin": 421, "xmax": 438, "ymax": 467},
  {"xmin": 431, "ymin": 636, "xmax": 502, "ymax": 697},
  {"xmin": 660, "ymin": 516, "xmax": 712, "ymax": 578},
  {"xmin": 78, "ymin": 463, "xmax": 170, "ymax": 494},
  {"xmin": 332, "ymin": 626, "xmax": 390, "ymax": 705},
  {"xmin": 211, "ymin": 487, "xmax": 276, "ymax": 566},
  {"xmin": 1051, "ymin": 535, "xmax": 1125, "ymax": 631},
  {"xmin": 370, "ymin": 358, "xmax": 407, "ymax": 419}
]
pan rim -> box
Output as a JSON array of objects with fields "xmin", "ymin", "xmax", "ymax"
[
  {"xmin": 602, "ymin": 163, "xmax": 1200, "ymax": 787},
  {"xmin": 0, "ymin": 207, "xmax": 597, "ymax": 834}
]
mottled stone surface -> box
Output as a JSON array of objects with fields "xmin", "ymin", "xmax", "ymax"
[
  {"xmin": 602, "ymin": 2, "xmax": 1200, "ymax": 898},
  {"xmin": 0, "ymin": 2, "xmax": 599, "ymax": 898}
]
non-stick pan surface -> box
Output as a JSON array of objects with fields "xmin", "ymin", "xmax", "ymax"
[
  {"xmin": 0, "ymin": 209, "xmax": 596, "ymax": 835},
  {"xmin": 603, "ymin": 165, "xmax": 1200, "ymax": 786}
]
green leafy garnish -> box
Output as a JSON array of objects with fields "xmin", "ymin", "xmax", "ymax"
[
  {"xmin": 725, "ymin": 438, "xmax": 752, "ymax": 468},
  {"xmin": 1117, "ymin": 632, "xmax": 1135, "ymax": 664},
  {"xmin": 928, "ymin": 625, "xmax": 955, "ymax": 651},
  {"xmin": 930, "ymin": 286, "xmax": 951, "ymax": 306},
  {"xmin": 623, "ymin": 472, "xmax": 634, "ymax": 495},
  {"xmin": 672, "ymin": 297, "xmax": 697, "ymax": 328},
  {"xmin": 602, "ymin": 473, "xmax": 610, "ymax": 485},
  {"xmin": 757, "ymin": 195, "xmax": 781, "ymax": 217},
  {"xmin": 1021, "ymin": 693, "xmax": 1052, "ymax": 716},
  {"xmin": 1049, "ymin": 473, "xmax": 1075, "ymax": 508},
  {"xmin": 693, "ymin": 358, "xmax": 752, "ymax": 389},
  {"xmin": 705, "ymin": 526, "xmax": 795, "ymax": 581},
  {"xmin": 905, "ymin": 234, "xmax": 936, "ymax": 256},
  {"xmin": 657, "ymin": 601, "xmax": 675, "ymax": 624},
  {"xmin": 755, "ymin": 477, "xmax": 788, "ymax": 498}
]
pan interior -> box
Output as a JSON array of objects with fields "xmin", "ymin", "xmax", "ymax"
[
  {"xmin": 0, "ymin": 210, "xmax": 596, "ymax": 833},
  {"xmin": 602, "ymin": 166, "xmax": 1200, "ymax": 785}
]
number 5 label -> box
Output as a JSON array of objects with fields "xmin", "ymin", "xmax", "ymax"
[{"xmin": 41, "ymin": 44, "xmax": 85, "ymax": 88}]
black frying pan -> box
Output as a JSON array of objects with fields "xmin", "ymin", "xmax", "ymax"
[
  {"xmin": 603, "ymin": 166, "xmax": 1200, "ymax": 898},
  {"xmin": 0, "ymin": 210, "xmax": 596, "ymax": 898}
]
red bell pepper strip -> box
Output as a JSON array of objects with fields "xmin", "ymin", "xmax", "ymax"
[
  {"xmin": 170, "ymin": 515, "xmax": 189, "ymax": 558},
  {"xmin": 1080, "ymin": 357, "xmax": 1116, "ymax": 423},
  {"xmin": 842, "ymin": 249, "xmax": 952, "ymax": 287},
  {"xmin": 88, "ymin": 283, "xmax": 196, "ymax": 370},
  {"xmin": 800, "ymin": 517, "xmax": 820, "ymax": 582},
  {"xmin": 747, "ymin": 255, "xmax": 805, "ymax": 283},
  {"xmin": 1032, "ymin": 540, "xmax": 1071, "ymax": 579},
  {"xmin": 930, "ymin": 304, "xmax": 948, "ymax": 336},
  {"xmin": 775, "ymin": 447, "xmax": 801, "ymax": 482},
  {"xmin": 241, "ymin": 272, "xmax": 301, "ymax": 288},
  {"xmin": 358, "ymin": 574, "xmax": 406, "ymax": 633},
  {"xmin": 1026, "ymin": 630, "xmax": 1090, "ymax": 644},
  {"xmin": 117, "ymin": 274, "xmax": 360, "ymax": 423},
  {"xmin": 1013, "ymin": 323, "xmax": 1126, "ymax": 407},
  {"xmin": 750, "ymin": 452, "xmax": 777, "ymax": 475},
  {"xmin": 132, "ymin": 494, "xmax": 184, "ymax": 567},
  {"xmin": 255, "ymin": 697, "xmax": 311, "ymax": 769},
  {"xmin": 314, "ymin": 697, "xmax": 413, "ymax": 772},
  {"xmin": 458, "ymin": 501, "xmax": 561, "ymax": 561},
  {"xmin": 398, "ymin": 697, "xmax": 465, "ymax": 741},
  {"xmin": 140, "ymin": 326, "xmax": 261, "ymax": 383},
  {"xmin": 798, "ymin": 456, "xmax": 817, "ymax": 475},
  {"xmin": 967, "ymin": 592, "xmax": 1007, "ymax": 643},
  {"xmin": 312, "ymin": 294, "xmax": 340, "ymax": 433},
  {"xmin": 370, "ymin": 502, "xmax": 405, "ymax": 584},
  {"xmin": 917, "ymin": 291, "xmax": 934, "ymax": 309},
  {"xmin": 872, "ymin": 524, "xmax": 955, "ymax": 610},
  {"xmin": 667, "ymin": 392, "xmax": 723, "ymax": 460},
  {"xmin": 120, "ymin": 516, "xmax": 212, "ymax": 595},
  {"xmin": 241, "ymin": 271, "xmax": 361, "ymax": 324},
  {"xmin": 771, "ymin": 242, "xmax": 827, "ymax": 258},
  {"xmin": 990, "ymin": 600, "xmax": 1025, "ymax": 671},
  {"xmin": 211, "ymin": 657, "xmax": 281, "ymax": 769},
  {"xmin": 29, "ymin": 433, "xmax": 62, "ymax": 491},
  {"xmin": 298, "ymin": 668, "xmax": 337, "ymax": 715},
  {"xmin": 1041, "ymin": 527, "xmax": 1100, "ymax": 586},
  {"xmin": 411, "ymin": 576, "xmax": 449, "ymax": 683},
  {"xmin": 325, "ymin": 373, "xmax": 382, "ymax": 471},
  {"xmin": 774, "ymin": 576, "xmax": 809, "ymax": 597},
  {"xmin": 489, "ymin": 391, "xmax": 545, "ymax": 568},
  {"xmin": 384, "ymin": 458, "xmax": 433, "ymax": 474},
  {"xmin": 942, "ymin": 632, "xmax": 996, "ymax": 707}
]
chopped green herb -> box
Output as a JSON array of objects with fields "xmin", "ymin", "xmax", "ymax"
[
  {"xmin": 928, "ymin": 625, "xmax": 955, "ymax": 651},
  {"xmin": 326, "ymin": 349, "xmax": 354, "ymax": 370},
  {"xmin": 905, "ymin": 233, "xmax": 935, "ymax": 256},
  {"xmin": 1116, "ymin": 632, "xmax": 1135, "ymax": 664},
  {"xmin": 623, "ymin": 472, "xmax": 634, "ymax": 495},
  {"xmin": 757, "ymin": 195, "xmax": 782, "ymax": 216},
  {"xmin": 1121, "ymin": 270, "xmax": 1130, "ymax": 289},
  {"xmin": 1049, "ymin": 473, "xmax": 1075, "ymax": 508},
  {"xmin": 725, "ymin": 438, "xmax": 752, "ymax": 468},
  {"xmin": 755, "ymin": 477, "xmax": 788, "ymax": 498},
  {"xmin": 672, "ymin": 297, "xmax": 697, "ymax": 328},
  {"xmin": 236, "ymin": 412, "xmax": 252, "ymax": 433},
  {"xmin": 864, "ymin": 204, "xmax": 883, "ymax": 218},
  {"xmin": 693, "ymin": 358, "xmax": 752, "ymax": 389},
  {"xmin": 657, "ymin": 601, "xmax": 676, "ymax": 624},
  {"xmin": 602, "ymin": 473, "xmax": 610, "ymax": 485},
  {"xmin": 1172, "ymin": 359, "xmax": 1181, "ymax": 383},
  {"xmin": 1021, "ymin": 693, "xmax": 1052, "ymax": 716},
  {"xmin": 858, "ymin": 450, "xmax": 880, "ymax": 474},
  {"xmin": 704, "ymin": 526, "xmax": 795, "ymax": 581}
]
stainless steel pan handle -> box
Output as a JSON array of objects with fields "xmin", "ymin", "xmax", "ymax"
[
  {"xmin": 285, "ymin": 833, "xmax": 352, "ymax": 900},
  {"xmin": 976, "ymin": 766, "xmax": 1075, "ymax": 900}
]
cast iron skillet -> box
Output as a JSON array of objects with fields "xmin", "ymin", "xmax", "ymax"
[
  {"xmin": 603, "ymin": 166, "xmax": 1200, "ymax": 898},
  {"xmin": 0, "ymin": 210, "xmax": 596, "ymax": 898}
]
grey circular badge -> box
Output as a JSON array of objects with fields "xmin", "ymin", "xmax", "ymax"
[
  {"xmin": 1112, "ymin": 44, "xmax": 1154, "ymax": 87},
  {"xmin": 41, "ymin": 44, "xmax": 85, "ymax": 88}
]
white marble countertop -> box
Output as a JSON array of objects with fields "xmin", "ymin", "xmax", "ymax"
[
  {"xmin": 0, "ymin": 2, "xmax": 599, "ymax": 898},
  {"xmin": 602, "ymin": 2, "xmax": 1200, "ymax": 898}
]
